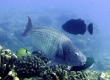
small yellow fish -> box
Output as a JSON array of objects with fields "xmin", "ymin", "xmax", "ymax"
[{"xmin": 16, "ymin": 48, "xmax": 30, "ymax": 57}]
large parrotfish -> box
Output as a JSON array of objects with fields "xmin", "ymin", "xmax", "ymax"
[{"xmin": 21, "ymin": 17, "xmax": 86, "ymax": 66}]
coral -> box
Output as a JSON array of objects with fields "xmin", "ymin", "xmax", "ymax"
[
  {"xmin": 8, "ymin": 48, "xmax": 110, "ymax": 80},
  {"xmin": 14, "ymin": 50, "xmax": 90, "ymax": 80},
  {"xmin": 98, "ymin": 72, "xmax": 106, "ymax": 80},
  {"xmin": 32, "ymin": 51, "xmax": 51, "ymax": 64},
  {"xmin": 98, "ymin": 70, "xmax": 110, "ymax": 80},
  {"xmin": 0, "ymin": 45, "xmax": 19, "ymax": 80},
  {"xmin": 14, "ymin": 53, "xmax": 46, "ymax": 78},
  {"xmin": 0, "ymin": 48, "xmax": 101, "ymax": 80},
  {"xmin": 85, "ymin": 70, "xmax": 99, "ymax": 80},
  {"xmin": 59, "ymin": 70, "xmax": 68, "ymax": 80}
]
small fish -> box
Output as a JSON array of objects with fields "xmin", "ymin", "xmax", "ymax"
[
  {"xmin": 70, "ymin": 57, "xmax": 95, "ymax": 71},
  {"xmin": 16, "ymin": 48, "xmax": 31, "ymax": 57},
  {"xmin": 21, "ymin": 17, "xmax": 86, "ymax": 66},
  {"xmin": 62, "ymin": 19, "xmax": 93, "ymax": 35}
]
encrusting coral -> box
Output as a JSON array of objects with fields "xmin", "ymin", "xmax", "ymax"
[{"xmin": 0, "ymin": 45, "xmax": 19, "ymax": 80}]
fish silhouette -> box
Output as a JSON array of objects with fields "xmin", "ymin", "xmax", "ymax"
[{"xmin": 62, "ymin": 19, "xmax": 93, "ymax": 35}]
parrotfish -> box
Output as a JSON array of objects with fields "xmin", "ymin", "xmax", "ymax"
[
  {"xmin": 62, "ymin": 19, "xmax": 93, "ymax": 35},
  {"xmin": 21, "ymin": 17, "xmax": 86, "ymax": 66}
]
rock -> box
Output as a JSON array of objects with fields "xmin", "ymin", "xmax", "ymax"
[{"xmin": 98, "ymin": 72, "xmax": 106, "ymax": 80}]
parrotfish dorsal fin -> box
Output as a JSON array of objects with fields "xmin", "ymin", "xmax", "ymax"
[{"xmin": 21, "ymin": 17, "xmax": 33, "ymax": 36}]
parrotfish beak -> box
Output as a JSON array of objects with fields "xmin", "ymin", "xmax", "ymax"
[{"xmin": 79, "ymin": 55, "xmax": 87, "ymax": 66}]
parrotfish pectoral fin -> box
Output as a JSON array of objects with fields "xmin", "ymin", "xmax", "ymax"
[
  {"xmin": 21, "ymin": 16, "xmax": 33, "ymax": 36},
  {"xmin": 56, "ymin": 43, "xmax": 64, "ymax": 58}
]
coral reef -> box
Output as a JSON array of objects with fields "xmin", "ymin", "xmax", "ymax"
[
  {"xmin": 32, "ymin": 51, "xmax": 51, "ymax": 64},
  {"xmin": 86, "ymin": 70, "xmax": 110, "ymax": 80},
  {"xmin": 98, "ymin": 72, "xmax": 106, "ymax": 80},
  {"xmin": 85, "ymin": 70, "xmax": 99, "ymax": 80},
  {"xmin": 14, "ymin": 51, "xmax": 46, "ymax": 78},
  {"xmin": 0, "ymin": 45, "xmax": 19, "ymax": 80},
  {"xmin": 98, "ymin": 70, "xmax": 110, "ymax": 80},
  {"xmin": 14, "ymin": 50, "xmax": 89, "ymax": 80},
  {"xmin": 1, "ymin": 45, "xmax": 110, "ymax": 80}
]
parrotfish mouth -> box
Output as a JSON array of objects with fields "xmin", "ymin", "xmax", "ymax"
[
  {"xmin": 79, "ymin": 58, "xmax": 86, "ymax": 66},
  {"xmin": 66, "ymin": 57, "xmax": 86, "ymax": 67},
  {"xmin": 82, "ymin": 62, "xmax": 86, "ymax": 65},
  {"xmin": 78, "ymin": 60, "xmax": 86, "ymax": 66}
]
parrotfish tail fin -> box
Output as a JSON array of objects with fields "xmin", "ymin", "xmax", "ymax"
[
  {"xmin": 87, "ymin": 23, "xmax": 93, "ymax": 35},
  {"xmin": 21, "ymin": 16, "xmax": 33, "ymax": 36}
]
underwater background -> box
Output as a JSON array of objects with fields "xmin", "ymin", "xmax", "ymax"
[{"xmin": 0, "ymin": 0, "xmax": 110, "ymax": 80}]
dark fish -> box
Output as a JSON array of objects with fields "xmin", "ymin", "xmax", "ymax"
[
  {"xmin": 21, "ymin": 17, "xmax": 86, "ymax": 66},
  {"xmin": 62, "ymin": 19, "xmax": 93, "ymax": 35},
  {"xmin": 88, "ymin": 23, "xmax": 93, "ymax": 35},
  {"xmin": 70, "ymin": 57, "xmax": 95, "ymax": 71}
]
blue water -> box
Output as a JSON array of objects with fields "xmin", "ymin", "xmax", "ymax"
[{"xmin": 0, "ymin": 0, "xmax": 110, "ymax": 71}]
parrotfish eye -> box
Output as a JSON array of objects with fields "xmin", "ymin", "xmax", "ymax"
[{"xmin": 75, "ymin": 52, "xmax": 79, "ymax": 56}]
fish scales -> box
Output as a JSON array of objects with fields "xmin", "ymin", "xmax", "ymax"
[{"xmin": 30, "ymin": 27, "xmax": 69, "ymax": 59}]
